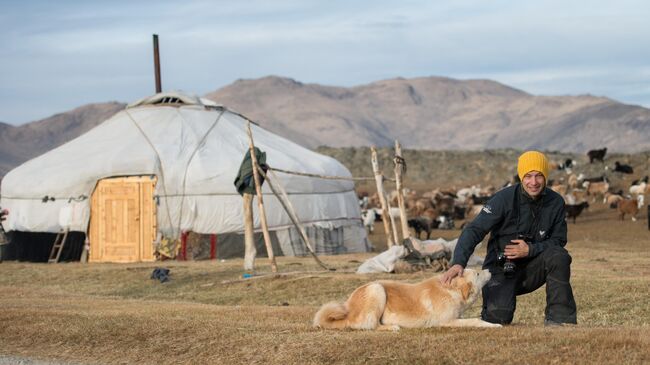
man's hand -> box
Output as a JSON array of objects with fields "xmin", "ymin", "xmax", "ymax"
[
  {"xmin": 440, "ymin": 264, "xmax": 464, "ymax": 286},
  {"xmin": 505, "ymin": 239, "xmax": 529, "ymax": 259}
]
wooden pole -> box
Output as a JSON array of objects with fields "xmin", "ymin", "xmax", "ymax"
[
  {"xmin": 246, "ymin": 122, "xmax": 278, "ymax": 273},
  {"xmin": 242, "ymin": 193, "xmax": 256, "ymax": 271},
  {"xmin": 371, "ymin": 147, "xmax": 395, "ymax": 248},
  {"xmin": 263, "ymin": 167, "xmax": 331, "ymax": 270},
  {"xmin": 152, "ymin": 34, "xmax": 162, "ymax": 93},
  {"xmin": 393, "ymin": 140, "xmax": 410, "ymax": 241}
]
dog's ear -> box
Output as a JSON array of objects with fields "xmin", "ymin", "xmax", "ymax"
[{"xmin": 455, "ymin": 279, "xmax": 472, "ymax": 300}]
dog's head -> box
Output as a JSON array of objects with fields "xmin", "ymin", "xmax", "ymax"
[{"xmin": 453, "ymin": 269, "xmax": 491, "ymax": 303}]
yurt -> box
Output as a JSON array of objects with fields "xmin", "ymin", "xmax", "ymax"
[{"xmin": 0, "ymin": 92, "xmax": 369, "ymax": 262}]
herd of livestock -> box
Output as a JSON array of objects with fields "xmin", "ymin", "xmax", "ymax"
[{"xmin": 359, "ymin": 147, "xmax": 648, "ymax": 239}]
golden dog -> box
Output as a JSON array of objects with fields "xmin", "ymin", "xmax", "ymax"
[{"xmin": 313, "ymin": 269, "xmax": 501, "ymax": 330}]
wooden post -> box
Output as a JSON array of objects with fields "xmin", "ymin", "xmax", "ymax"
[
  {"xmin": 393, "ymin": 140, "xmax": 410, "ymax": 241},
  {"xmin": 371, "ymin": 147, "xmax": 395, "ymax": 248},
  {"xmin": 386, "ymin": 198, "xmax": 400, "ymax": 245},
  {"xmin": 246, "ymin": 122, "xmax": 278, "ymax": 273},
  {"xmin": 243, "ymin": 193, "xmax": 256, "ymax": 271},
  {"xmin": 210, "ymin": 234, "xmax": 217, "ymax": 260},
  {"xmin": 264, "ymin": 168, "xmax": 331, "ymax": 270}
]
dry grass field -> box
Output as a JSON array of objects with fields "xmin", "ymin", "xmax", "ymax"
[{"xmin": 0, "ymin": 201, "xmax": 649, "ymax": 365}]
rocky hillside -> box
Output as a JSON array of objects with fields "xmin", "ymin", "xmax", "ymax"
[
  {"xmin": 3, "ymin": 75, "xmax": 650, "ymax": 177},
  {"xmin": 0, "ymin": 102, "xmax": 125, "ymax": 175},
  {"xmin": 207, "ymin": 76, "xmax": 650, "ymax": 153}
]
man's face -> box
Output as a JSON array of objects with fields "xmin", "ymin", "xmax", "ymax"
[{"xmin": 522, "ymin": 171, "xmax": 545, "ymax": 198}]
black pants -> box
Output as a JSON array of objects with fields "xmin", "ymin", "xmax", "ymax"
[{"xmin": 481, "ymin": 245, "xmax": 577, "ymax": 325}]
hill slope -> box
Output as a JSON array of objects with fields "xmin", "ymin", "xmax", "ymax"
[{"xmin": 206, "ymin": 76, "xmax": 650, "ymax": 153}]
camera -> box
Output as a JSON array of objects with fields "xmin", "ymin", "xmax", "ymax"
[{"xmin": 497, "ymin": 233, "xmax": 532, "ymax": 278}]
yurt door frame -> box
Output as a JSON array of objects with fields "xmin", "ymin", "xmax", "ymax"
[{"xmin": 89, "ymin": 176, "xmax": 157, "ymax": 263}]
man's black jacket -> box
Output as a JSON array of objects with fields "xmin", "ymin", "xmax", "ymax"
[{"xmin": 451, "ymin": 184, "xmax": 567, "ymax": 269}]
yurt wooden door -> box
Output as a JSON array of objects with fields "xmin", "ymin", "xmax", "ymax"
[{"xmin": 89, "ymin": 176, "xmax": 157, "ymax": 262}]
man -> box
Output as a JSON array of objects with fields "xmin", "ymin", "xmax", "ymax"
[{"xmin": 440, "ymin": 151, "xmax": 577, "ymax": 326}]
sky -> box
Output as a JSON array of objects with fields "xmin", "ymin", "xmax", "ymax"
[{"xmin": 1, "ymin": 0, "xmax": 650, "ymax": 125}]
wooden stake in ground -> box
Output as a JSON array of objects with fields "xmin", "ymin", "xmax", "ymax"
[
  {"xmin": 246, "ymin": 122, "xmax": 278, "ymax": 273},
  {"xmin": 393, "ymin": 140, "xmax": 410, "ymax": 241},
  {"xmin": 242, "ymin": 192, "xmax": 256, "ymax": 271},
  {"xmin": 371, "ymin": 147, "xmax": 395, "ymax": 248}
]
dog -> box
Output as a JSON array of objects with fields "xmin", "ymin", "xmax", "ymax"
[{"xmin": 313, "ymin": 269, "xmax": 500, "ymax": 330}]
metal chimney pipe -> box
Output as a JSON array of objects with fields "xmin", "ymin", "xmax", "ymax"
[{"xmin": 153, "ymin": 34, "xmax": 162, "ymax": 93}]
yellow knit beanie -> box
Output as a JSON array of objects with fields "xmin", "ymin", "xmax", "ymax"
[{"xmin": 517, "ymin": 151, "xmax": 549, "ymax": 180}]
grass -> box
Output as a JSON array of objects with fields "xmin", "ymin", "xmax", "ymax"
[{"xmin": 0, "ymin": 203, "xmax": 649, "ymax": 364}]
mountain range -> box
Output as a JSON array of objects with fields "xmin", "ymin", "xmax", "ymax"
[{"xmin": 2, "ymin": 75, "xmax": 650, "ymax": 177}]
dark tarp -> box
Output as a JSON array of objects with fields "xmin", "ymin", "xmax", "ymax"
[{"xmin": 1, "ymin": 231, "xmax": 85, "ymax": 262}]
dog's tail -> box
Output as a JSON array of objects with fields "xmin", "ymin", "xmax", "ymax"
[{"xmin": 313, "ymin": 301, "xmax": 349, "ymax": 329}]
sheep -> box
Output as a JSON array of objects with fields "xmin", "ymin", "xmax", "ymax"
[
  {"xmin": 565, "ymin": 202, "xmax": 589, "ymax": 224},
  {"xmin": 618, "ymin": 195, "xmax": 645, "ymax": 221},
  {"xmin": 613, "ymin": 161, "xmax": 634, "ymax": 174},
  {"xmin": 587, "ymin": 147, "xmax": 607, "ymax": 163}
]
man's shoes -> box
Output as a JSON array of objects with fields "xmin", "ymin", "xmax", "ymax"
[{"xmin": 544, "ymin": 319, "xmax": 577, "ymax": 327}]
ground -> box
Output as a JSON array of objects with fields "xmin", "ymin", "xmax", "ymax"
[{"xmin": 0, "ymin": 201, "xmax": 649, "ymax": 365}]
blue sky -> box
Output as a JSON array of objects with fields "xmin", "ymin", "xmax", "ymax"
[{"xmin": 1, "ymin": 0, "xmax": 649, "ymax": 125}]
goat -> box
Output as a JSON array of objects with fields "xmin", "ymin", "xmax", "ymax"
[
  {"xmin": 565, "ymin": 202, "xmax": 589, "ymax": 224},
  {"xmin": 583, "ymin": 181, "xmax": 610, "ymax": 203},
  {"xmin": 618, "ymin": 195, "xmax": 645, "ymax": 221},
  {"xmin": 361, "ymin": 209, "xmax": 378, "ymax": 233},
  {"xmin": 568, "ymin": 174, "xmax": 579, "ymax": 189},
  {"xmin": 436, "ymin": 215, "xmax": 455, "ymax": 230},
  {"xmin": 550, "ymin": 183, "xmax": 568, "ymax": 196},
  {"xmin": 613, "ymin": 161, "xmax": 634, "ymax": 174},
  {"xmin": 407, "ymin": 217, "xmax": 433, "ymax": 239},
  {"xmin": 580, "ymin": 175, "xmax": 608, "ymax": 184},
  {"xmin": 629, "ymin": 182, "xmax": 647, "ymax": 196},
  {"xmin": 631, "ymin": 175, "xmax": 649, "ymax": 186},
  {"xmin": 557, "ymin": 158, "xmax": 576, "ymax": 173},
  {"xmin": 604, "ymin": 192, "xmax": 624, "ymax": 208},
  {"xmin": 470, "ymin": 194, "xmax": 491, "ymax": 205},
  {"xmin": 587, "ymin": 147, "xmax": 607, "ymax": 163}
]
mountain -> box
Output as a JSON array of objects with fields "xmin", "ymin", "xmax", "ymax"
[
  {"xmin": 2, "ymin": 75, "xmax": 650, "ymax": 177},
  {"xmin": 205, "ymin": 76, "xmax": 650, "ymax": 153},
  {"xmin": 0, "ymin": 102, "xmax": 126, "ymax": 176}
]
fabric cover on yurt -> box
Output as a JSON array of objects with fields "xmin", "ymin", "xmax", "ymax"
[{"xmin": 0, "ymin": 92, "xmax": 369, "ymax": 255}]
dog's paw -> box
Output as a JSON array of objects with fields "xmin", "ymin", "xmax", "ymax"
[{"xmin": 378, "ymin": 324, "xmax": 401, "ymax": 332}]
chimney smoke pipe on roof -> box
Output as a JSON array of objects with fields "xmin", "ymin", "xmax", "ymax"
[{"xmin": 153, "ymin": 34, "xmax": 162, "ymax": 93}]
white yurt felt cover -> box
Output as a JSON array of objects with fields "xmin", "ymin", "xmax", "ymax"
[{"xmin": 1, "ymin": 92, "xmax": 366, "ymax": 251}]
